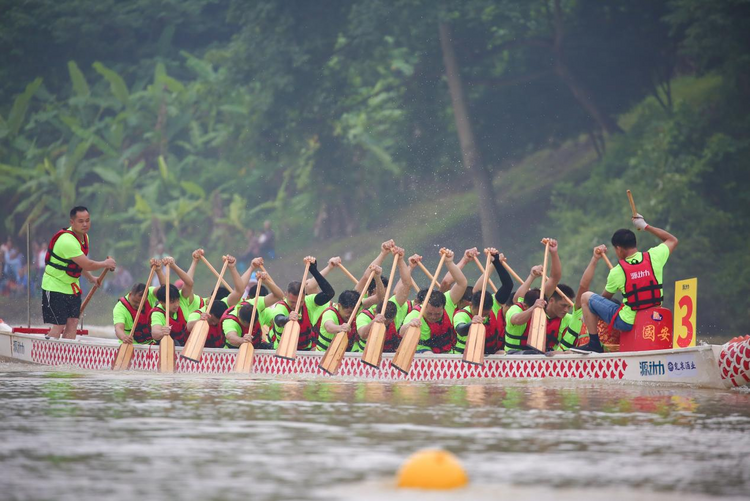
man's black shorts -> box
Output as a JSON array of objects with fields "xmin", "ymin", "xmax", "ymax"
[{"xmin": 42, "ymin": 290, "xmax": 81, "ymax": 325}]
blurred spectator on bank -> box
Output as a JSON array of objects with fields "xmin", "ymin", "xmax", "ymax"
[
  {"xmin": 258, "ymin": 220, "xmax": 275, "ymax": 260},
  {"xmin": 106, "ymin": 265, "xmax": 133, "ymax": 295}
]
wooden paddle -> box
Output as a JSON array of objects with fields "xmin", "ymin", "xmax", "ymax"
[
  {"xmin": 362, "ymin": 252, "xmax": 400, "ymax": 368},
  {"xmin": 627, "ymin": 189, "xmax": 638, "ymax": 217},
  {"xmin": 113, "ymin": 265, "xmax": 156, "ymax": 371},
  {"xmin": 463, "ymin": 250, "xmax": 492, "ymax": 366},
  {"xmin": 391, "ymin": 250, "xmax": 447, "ymax": 374},
  {"xmin": 159, "ymin": 266, "xmax": 175, "ymax": 373},
  {"xmin": 234, "ymin": 276, "xmax": 264, "ymax": 373},
  {"xmin": 527, "ymin": 241, "xmax": 550, "ymax": 352},
  {"xmin": 79, "ymin": 267, "xmax": 109, "ymax": 318},
  {"xmin": 501, "ymin": 260, "xmax": 575, "ymax": 308},
  {"xmin": 319, "ymin": 271, "xmax": 376, "ymax": 375},
  {"xmin": 472, "ymin": 255, "xmax": 498, "ymax": 293},
  {"xmin": 275, "ymin": 260, "xmax": 312, "ymax": 360},
  {"xmin": 600, "ymin": 252, "xmax": 614, "ymax": 270},
  {"xmin": 181, "ymin": 258, "xmax": 229, "ymax": 363},
  {"xmin": 337, "ymin": 263, "xmax": 359, "ymax": 285},
  {"xmin": 200, "ymin": 255, "xmax": 233, "ymax": 290}
]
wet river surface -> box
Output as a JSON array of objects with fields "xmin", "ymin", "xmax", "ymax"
[{"xmin": 0, "ymin": 362, "xmax": 749, "ymax": 501}]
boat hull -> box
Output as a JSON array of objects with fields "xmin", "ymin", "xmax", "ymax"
[{"xmin": 1, "ymin": 330, "xmax": 748, "ymax": 389}]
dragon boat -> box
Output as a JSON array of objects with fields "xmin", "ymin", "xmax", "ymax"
[{"xmin": 2, "ymin": 326, "xmax": 749, "ymax": 390}]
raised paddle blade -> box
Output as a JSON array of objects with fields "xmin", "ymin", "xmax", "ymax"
[
  {"xmin": 233, "ymin": 342, "xmax": 255, "ymax": 373},
  {"xmin": 112, "ymin": 342, "xmax": 134, "ymax": 371},
  {"xmin": 527, "ymin": 308, "xmax": 547, "ymax": 352},
  {"xmin": 159, "ymin": 336, "xmax": 175, "ymax": 373},
  {"xmin": 463, "ymin": 323, "xmax": 486, "ymax": 366},
  {"xmin": 181, "ymin": 320, "xmax": 210, "ymax": 362},
  {"xmin": 361, "ymin": 321, "xmax": 386, "ymax": 368},
  {"xmin": 276, "ymin": 320, "xmax": 301, "ymax": 360},
  {"xmin": 391, "ymin": 324, "xmax": 421, "ymax": 374},
  {"xmin": 318, "ymin": 332, "xmax": 349, "ymax": 375}
]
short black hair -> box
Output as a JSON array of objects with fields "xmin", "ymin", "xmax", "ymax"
[
  {"xmin": 416, "ymin": 288, "xmax": 432, "ymax": 304},
  {"xmin": 69, "ymin": 206, "xmax": 89, "ymax": 218},
  {"xmin": 249, "ymin": 283, "xmax": 269, "ymax": 297},
  {"xmin": 523, "ymin": 287, "xmax": 541, "ymax": 308},
  {"xmin": 239, "ymin": 303, "xmax": 256, "ymax": 324},
  {"xmin": 384, "ymin": 301, "xmax": 398, "ymax": 320},
  {"xmin": 287, "ymin": 281, "xmax": 302, "ymax": 295},
  {"xmin": 611, "ymin": 229, "xmax": 637, "ymax": 249},
  {"xmin": 130, "ymin": 283, "xmax": 146, "ymax": 296},
  {"xmin": 209, "ymin": 301, "xmax": 229, "ymax": 319},
  {"xmin": 215, "ymin": 287, "xmax": 230, "ymax": 302},
  {"xmin": 338, "ymin": 290, "xmax": 359, "ymax": 309},
  {"xmin": 426, "ymin": 291, "xmax": 447, "ymax": 308},
  {"xmin": 551, "ymin": 283, "xmax": 575, "ymax": 302},
  {"xmin": 367, "ymin": 277, "xmax": 388, "ymax": 294},
  {"xmin": 505, "ymin": 290, "xmax": 517, "ymax": 307},
  {"xmin": 461, "ymin": 288, "xmax": 473, "ymax": 302},
  {"xmin": 155, "ymin": 284, "xmax": 180, "ymax": 302},
  {"xmin": 471, "ymin": 291, "xmax": 493, "ymax": 311}
]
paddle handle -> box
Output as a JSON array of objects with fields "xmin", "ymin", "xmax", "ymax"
[
  {"xmin": 80, "ymin": 267, "xmax": 109, "ymax": 315},
  {"xmin": 165, "ymin": 266, "xmax": 170, "ymax": 328},
  {"xmin": 200, "ymin": 256, "xmax": 233, "ymax": 290},
  {"xmin": 416, "ymin": 253, "xmax": 447, "ymax": 322},
  {"xmin": 601, "ymin": 254, "xmax": 614, "ymax": 270},
  {"xmin": 337, "ymin": 263, "xmax": 359, "ymax": 285},
  {"xmin": 539, "ymin": 241, "xmax": 550, "ymax": 300},
  {"xmin": 627, "ymin": 190, "xmax": 638, "ymax": 217},
  {"xmin": 294, "ymin": 262, "xmax": 312, "ymax": 314},
  {"xmin": 478, "ymin": 251, "xmax": 492, "ymax": 310},
  {"xmin": 246, "ymin": 277, "xmax": 263, "ymax": 338},
  {"xmin": 502, "ymin": 260, "xmax": 575, "ymax": 308},
  {"xmin": 380, "ymin": 254, "xmax": 400, "ymax": 316},
  {"xmin": 472, "ymin": 256, "xmax": 498, "ymax": 293},
  {"xmin": 416, "ymin": 261, "xmax": 435, "ymax": 283},
  {"xmin": 347, "ymin": 271, "xmax": 376, "ymax": 325},
  {"xmin": 130, "ymin": 266, "xmax": 157, "ymax": 336},
  {"xmin": 205, "ymin": 259, "xmax": 229, "ymax": 311}
]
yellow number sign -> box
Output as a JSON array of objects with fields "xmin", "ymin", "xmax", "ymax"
[{"xmin": 673, "ymin": 278, "xmax": 697, "ymax": 348}]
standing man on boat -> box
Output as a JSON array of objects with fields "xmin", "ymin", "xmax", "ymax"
[
  {"xmin": 42, "ymin": 206, "xmax": 116, "ymax": 339},
  {"xmin": 579, "ymin": 215, "xmax": 678, "ymax": 353}
]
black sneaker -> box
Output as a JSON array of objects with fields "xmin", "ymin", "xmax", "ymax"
[{"xmin": 576, "ymin": 334, "xmax": 604, "ymax": 353}]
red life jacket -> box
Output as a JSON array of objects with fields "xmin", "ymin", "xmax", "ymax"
[
  {"xmin": 545, "ymin": 315, "xmax": 563, "ymax": 351},
  {"xmin": 491, "ymin": 309, "xmax": 506, "ymax": 353},
  {"xmin": 273, "ymin": 299, "xmax": 316, "ymax": 350},
  {"xmin": 415, "ymin": 306, "xmax": 455, "ymax": 354},
  {"xmin": 483, "ymin": 309, "xmax": 501, "ymax": 355},
  {"xmin": 359, "ymin": 309, "xmax": 401, "ymax": 353},
  {"xmin": 118, "ymin": 296, "xmax": 152, "ymax": 344},
  {"xmin": 505, "ymin": 302, "xmax": 531, "ymax": 350},
  {"xmin": 45, "ymin": 228, "xmax": 89, "ymax": 278},
  {"xmin": 620, "ymin": 252, "xmax": 663, "ymax": 311},
  {"xmin": 150, "ymin": 304, "xmax": 188, "ymax": 345},
  {"xmin": 221, "ymin": 302, "xmax": 262, "ymax": 348},
  {"xmin": 202, "ymin": 314, "xmax": 225, "ymax": 349}
]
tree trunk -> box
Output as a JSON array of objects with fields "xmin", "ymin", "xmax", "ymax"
[
  {"xmin": 438, "ymin": 22, "xmax": 501, "ymax": 247},
  {"xmin": 551, "ymin": 0, "xmax": 623, "ymax": 135}
]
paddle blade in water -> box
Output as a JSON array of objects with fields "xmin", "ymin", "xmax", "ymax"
[
  {"xmin": 233, "ymin": 342, "xmax": 255, "ymax": 373},
  {"xmin": 361, "ymin": 321, "xmax": 386, "ymax": 369},
  {"xmin": 276, "ymin": 321, "xmax": 300, "ymax": 360},
  {"xmin": 391, "ymin": 325, "xmax": 420, "ymax": 374},
  {"xmin": 319, "ymin": 331, "xmax": 348, "ymax": 375},
  {"xmin": 463, "ymin": 323, "xmax": 486, "ymax": 366},
  {"xmin": 181, "ymin": 320, "xmax": 210, "ymax": 363},
  {"xmin": 159, "ymin": 336, "xmax": 175, "ymax": 373},
  {"xmin": 112, "ymin": 343, "xmax": 134, "ymax": 371},
  {"xmin": 527, "ymin": 309, "xmax": 547, "ymax": 352}
]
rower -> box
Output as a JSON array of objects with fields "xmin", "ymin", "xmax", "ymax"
[
  {"xmin": 268, "ymin": 256, "xmax": 335, "ymax": 350},
  {"xmin": 469, "ymin": 249, "xmax": 514, "ymax": 353},
  {"xmin": 441, "ymin": 248, "xmax": 482, "ymax": 307},
  {"xmin": 221, "ymin": 270, "xmax": 285, "ymax": 348},
  {"xmin": 504, "ymin": 239, "xmax": 562, "ymax": 352},
  {"xmin": 399, "ymin": 248, "xmax": 467, "ymax": 354},
  {"xmin": 355, "ymin": 246, "xmax": 413, "ymax": 353},
  {"xmin": 316, "ymin": 264, "xmax": 383, "ymax": 353},
  {"xmin": 580, "ymin": 215, "xmax": 678, "ymax": 353},
  {"xmin": 42, "ymin": 206, "xmax": 116, "ymax": 339},
  {"xmin": 150, "ymin": 283, "xmax": 188, "ymax": 345}
]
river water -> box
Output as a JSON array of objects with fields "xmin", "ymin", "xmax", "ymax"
[{"xmin": 0, "ymin": 362, "xmax": 748, "ymax": 501}]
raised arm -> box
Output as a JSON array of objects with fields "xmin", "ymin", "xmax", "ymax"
[
  {"xmin": 636, "ymin": 216, "xmax": 679, "ymax": 254},
  {"xmin": 440, "ymin": 248, "xmax": 475, "ymax": 293},
  {"xmin": 306, "ymin": 256, "xmax": 339, "ymax": 294},
  {"xmin": 444, "ymin": 249, "xmax": 468, "ymax": 306},
  {"xmin": 163, "ymin": 256, "xmax": 194, "ymax": 300},
  {"xmin": 224, "ymin": 255, "xmax": 245, "ymax": 307},
  {"xmin": 490, "ymin": 250, "xmax": 513, "ymax": 305},
  {"xmin": 151, "ymin": 258, "xmax": 165, "ymax": 285},
  {"xmin": 392, "ymin": 247, "xmax": 412, "ymax": 306},
  {"xmin": 307, "ymin": 257, "xmax": 335, "ymax": 306},
  {"xmin": 577, "ymin": 245, "xmax": 605, "ymax": 309},
  {"xmin": 513, "ymin": 265, "xmax": 542, "ymax": 303},
  {"xmin": 186, "ymin": 249, "xmax": 202, "ymax": 281},
  {"xmin": 258, "ymin": 271, "xmax": 284, "ymax": 307}
]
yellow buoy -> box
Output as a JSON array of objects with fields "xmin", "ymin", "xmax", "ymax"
[{"xmin": 396, "ymin": 449, "xmax": 468, "ymax": 490}]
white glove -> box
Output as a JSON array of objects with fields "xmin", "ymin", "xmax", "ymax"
[{"xmin": 632, "ymin": 213, "xmax": 648, "ymax": 231}]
